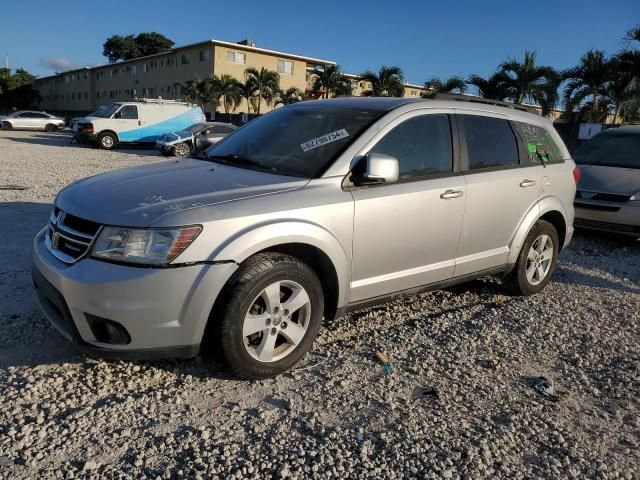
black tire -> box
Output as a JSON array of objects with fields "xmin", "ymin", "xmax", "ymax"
[
  {"xmin": 45, "ymin": 124, "xmax": 57, "ymax": 132},
  {"xmin": 210, "ymin": 252, "xmax": 324, "ymax": 379},
  {"xmin": 503, "ymin": 220, "xmax": 559, "ymax": 295},
  {"xmin": 2, "ymin": 121, "xmax": 12, "ymax": 130},
  {"xmin": 97, "ymin": 132, "xmax": 117, "ymax": 150}
]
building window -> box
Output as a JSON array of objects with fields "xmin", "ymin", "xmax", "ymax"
[
  {"xmin": 133, "ymin": 88, "xmax": 137, "ymax": 97},
  {"xmin": 277, "ymin": 59, "xmax": 294, "ymax": 75},
  {"xmin": 226, "ymin": 50, "xmax": 246, "ymax": 64},
  {"xmin": 132, "ymin": 65, "xmax": 137, "ymax": 75},
  {"xmin": 199, "ymin": 49, "xmax": 210, "ymax": 62},
  {"xmin": 143, "ymin": 63, "xmax": 148, "ymax": 73},
  {"xmin": 181, "ymin": 54, "xmax": 190, "ymax": 65}
]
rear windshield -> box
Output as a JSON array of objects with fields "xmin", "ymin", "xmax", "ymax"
[
  {"xmin": 203, "ymin": 104, "xmax": 387, "ymax": 178},
  {"xmin": 573, "ymin": 131, "xmax": 640, "ymax": 169}
]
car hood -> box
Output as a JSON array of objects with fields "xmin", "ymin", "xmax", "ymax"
[
  {"xmin": 577, "ymin": 164, "xmax": 640, "ymax": 196},
  {"xmin": 56, "ymin": 158, "xmax": 309, "ymax": 227}
]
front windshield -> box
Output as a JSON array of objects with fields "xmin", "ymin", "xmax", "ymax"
[
  {"xmin": 203, "ymin": 104, "xmax": 386, "ymax": 177},
  {"xmin": 573, "ymin": 131, "xmax": 640, "ymax": 169},
  {"xmin": 93, "ymin": 103, "xmax": 121, "ymax": 118}
]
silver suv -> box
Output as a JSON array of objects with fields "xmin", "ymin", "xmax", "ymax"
[{"xmin": 33, "ymin": 97, "xmax": 577, "ymax": 378}]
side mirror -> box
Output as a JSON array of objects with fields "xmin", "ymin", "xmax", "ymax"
[{"xmin": 352, "ymin": 152, "xmax": 399, "ymax": 186}]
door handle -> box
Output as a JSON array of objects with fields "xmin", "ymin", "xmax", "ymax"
[
  {"xmin": 520, "ymin": 179, "xmax": 536, "ymax": 187},
  {"xmin": 440, "ymin": 189, "xmax": 464, "ymax": 199}
]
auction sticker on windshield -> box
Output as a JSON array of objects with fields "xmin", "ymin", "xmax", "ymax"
[{"xmin": 300, "ymin": 129, "xmax": 349, "ymax": 152}]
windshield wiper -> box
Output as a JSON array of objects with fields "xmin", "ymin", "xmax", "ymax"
[{"xmin": 204, "ymin": 154, "xmax": 272, "ymax": 172}]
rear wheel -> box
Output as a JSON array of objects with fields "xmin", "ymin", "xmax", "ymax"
[
  {"xmin": 211, "ymin": 253, "xmax": 323, "ymax": 379},
  {"xmin": 2, "ymin": 121, "xmax": 12, "ymax": 130},
  {"xmin": 45, "ymin": 124, "xmax": 57, "ymax": 132},
  {"xmin": 172, "ymin": 142, "xmax": 192, "ymax": 158},
  {"xmin": 97, "ymin": 132, "xmax": 117, "ymax": 150},
  {"xmin": 503, "ymin": 220, "xmax": 559, "ymax": 295}
]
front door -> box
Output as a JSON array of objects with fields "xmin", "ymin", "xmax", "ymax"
[
  {"xmin": 349, "ymin": 111, "xmax": 466, "ymax": 302},
  {"xmin": 113, "ymin": 105, "xmax": 140, "ymax": 141}
]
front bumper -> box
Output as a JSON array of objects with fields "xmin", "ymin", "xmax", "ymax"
[
  {"xmin": 32, "ymin": 228, "xmax": 238, "ymax": 359},
  {"xmin": 574, "ymin": 200, "xmax": 640, "ymax": 236}
]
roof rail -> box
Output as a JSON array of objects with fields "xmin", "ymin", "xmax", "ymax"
[
  {"xmin": 431, "ymin": 93, "xmax": 538, "ymax": 114},
  {"xmin": 132, "ymin": 97, "xmax": 194, "ymax": 105}
]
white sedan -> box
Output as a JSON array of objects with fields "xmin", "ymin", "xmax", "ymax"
[{"xmin": 0, "ymin": 111, "xmax": 66, "ymax": 131}]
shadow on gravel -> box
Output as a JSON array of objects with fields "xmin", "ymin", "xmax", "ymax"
[{"xmin": 0, "ymin": 132, "xmax": 160, "ymax": 157}]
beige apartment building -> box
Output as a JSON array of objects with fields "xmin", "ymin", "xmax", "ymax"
[{"xmin": 35, "ymin": 39, "xmax": 335, "ymax": 114}]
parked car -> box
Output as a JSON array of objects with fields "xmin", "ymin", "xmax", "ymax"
[
  {"xmin": 74, "ymin": 98, "xmax": 205, "ymax": 150},
  {"xmin": 573, "ymin": 125, "xmax": 640, "ymax": 238},
  {"xmin": 33, "ymin": 97, "xmax": 577, "ymax": 379},
  {"xmin": 156, "ymin": 122, "xmax": 238, "ymax": 157},
  {"xmin": 0, "ymin": 110, "xmax": 65, "ymax": 131}
]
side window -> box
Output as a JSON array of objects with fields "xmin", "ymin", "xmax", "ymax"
[
  {"xmin": 116, "ymin": 106, "xmax": 138, "ymax": 120},
  {"xmin": 461, "ymin": 115, "xmax": 519, "ymax": 170},
  {"xmin": 19, "ymin": 112, "xmax": 34, "ymax": 118},
  {"xmin": 513, "ymin": 121, "xmax": 564, "ymax": 164},
  {"xmin": 369, "ymin": 114, "xmax": 453, "ymax": 180}
]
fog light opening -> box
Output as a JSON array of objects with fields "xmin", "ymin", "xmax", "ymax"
[{"xmin": 86, "ymin": 315, "xmax": 131, "ymax": 345}]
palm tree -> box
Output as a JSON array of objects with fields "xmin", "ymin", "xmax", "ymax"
[
  {"xmin": 274, "ymin": 87, "xmax": 304, "ymax": 106},
  {"xmin": 421, "ymin": 76, "xmax": 467, "ymax": 98},
  {"xmin": 239, "ymin": 79, "xmax": 258, "ymax": 114},
  {"xmin": 562, "ymin": 50, "xmax": 612, "ymax": 119},
  {"xmin": 180, "ymin": 79, "xmax": 210, "ymax": 110},
  {"xmin": 311, "ymin": 64, "xmax": 352, "ymax": 98},
  {"xmin": 624, "ymin": 25, "xmax": 640, "ymax": 43},
  {"xmin": 359, "ymin": 66, "xmax": 405, "ymax": 97},
  {"xmin": 217, "ymin": 74, "xmax": 243, "ymax": 115},
  {"xmin": 466, "ymin": 72, "xmax": 510, "ymax": 100},
  {"xmin": 500, "ymin": 51, "xmax": 559, "ymax": 110},
  {"xmin": 244, "ymin": 67, "xmax": 280, "ymax": 114}
]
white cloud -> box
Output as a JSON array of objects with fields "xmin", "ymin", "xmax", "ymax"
[{"xmin": 39, "ymin": 57, "xmax": 77, "ymax": 73}]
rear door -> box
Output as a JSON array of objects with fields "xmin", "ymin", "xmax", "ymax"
[
  {"xmin": 349, "ymin": 110, "xmax": 467, "ymax": 302},
  {"xmin": 454, "ymin": 112, "xmax": 540, "ymax": 276},
  {"xmin": 13, "ymin": 112, "xmax": 36, "ymax": 129}
]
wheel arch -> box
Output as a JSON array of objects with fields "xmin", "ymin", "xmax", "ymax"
[
  {"xmin": 507, "ymin": 196, "xmax": 569, "ymax": 267},
  {"xmin": 98, "ymin": 129, "xmax": 119, "ymax": 141}
]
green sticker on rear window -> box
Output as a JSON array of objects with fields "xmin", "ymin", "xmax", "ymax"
[{"xmin": 527, "ymin": 143, "xmax": 537, "ymax": 153}]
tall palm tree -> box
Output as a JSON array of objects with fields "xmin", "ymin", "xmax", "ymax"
[
  {"xmin": 624, "ymin": 25, "xmax": 640, "ymax": 43},
  {"xmin": 421, "ymin": 76, "xmax": 467, "ymax": 98},
  {"xmin": 180, "ymin": 78, "xmax": 210, "ymax": 110},
  {"xmin": 244, "ymin": 67, "xmax": 280, "ymax": 114},
  {"xmin": 311, "ymin": 64, "xmax": 352, "ymax": 98},
  {"xmin": 466, "ymin": 72, "xmax": 510, "ymax": 100},
  {"xmin": 359, "ymin": 66, "xmax": 405, "ymax": 97},
  {"xmin": 217, "ymin": 74, "xmax": 243, "ymax": 115},
  {"xmin": 562, "ymin": 50, "xmax": 612, "ymax": 118},
  {"xmin": 239, "ymin": 79, "xmax": 257, "ymax": 114},
  {"xmin": 500, "ymin": 51, "xmax": 559, "ymax": 109},
  {"xmin": 274, "ymin": 87, "xmax": 304, "ymax": 106}
]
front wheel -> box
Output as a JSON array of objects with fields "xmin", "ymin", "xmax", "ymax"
[
  {"xmin": 212, "ymin": 253, "xmax": 324, "ymax": 379},
  {"xmin": 172, "ymin": 142, "xmax": 192, "ymax": 158},
  {"xmin": 503, "ymin": 220, "xmax": 559, "ymax": 295},
  {"xmin": 97, "ymin": 132, "xmax": 117, "ymax": 150},
  {"xmin": 2, "ymin": 121, "xmax": 12, "ymax": 130}
]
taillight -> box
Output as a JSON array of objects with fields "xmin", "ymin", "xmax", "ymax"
[{"xmin": 572, "ymin": 166, "xmax": 581, "ymax": 184}]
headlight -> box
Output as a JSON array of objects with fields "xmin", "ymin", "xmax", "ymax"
[
  {"xmin": 630, "ymin": 192, "xmax": 640, "ymax": 201},
  {"xmin": 91, "ymin": 226, "xmax": 202, "ymax": 265}
]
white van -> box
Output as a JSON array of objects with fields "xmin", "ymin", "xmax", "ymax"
[{"xmin": 74, "ymin": 98, "xmax": 205, "ymax": 150}]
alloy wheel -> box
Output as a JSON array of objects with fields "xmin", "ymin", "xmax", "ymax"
[
  {"xmin": 525, "ymin": 234, "xmax": 554, "ymax": 285},
  {"xmin": 242, "ymin": 280, "xmax": 311, "ymax": 362}
]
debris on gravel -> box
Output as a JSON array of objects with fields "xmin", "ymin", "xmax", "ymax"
[{"xmin": 1, "ymin": 131, "xmax": 639, "ymax": 479}]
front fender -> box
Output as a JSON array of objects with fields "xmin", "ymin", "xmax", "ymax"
[
  {"xmin": 506, "ymin": 195, "xmax": 569, "ymax": 267},
  {"xmin": 212, "ymin": 220, "xmax": 352, "ymax": 308}
]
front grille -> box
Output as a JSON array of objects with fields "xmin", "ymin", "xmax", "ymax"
[
  {"xmin": 574, "ymin": 218, "xmax": 640, "ymax": 234},
  {"xmin": 576, "ymin": 190, "xmax": 631, "ymax": 202},
  {"xmin": 574, "ymin": 201, "xmax": 621, "ymax": 212},
  {"xmin": 46, "ymin": 209, "xmax": 101, "ymax": 263}
]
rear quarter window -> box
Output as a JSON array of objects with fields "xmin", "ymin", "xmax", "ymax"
[{"xmin": 513, "ymin": 122, "xmax": 563, "ymax": 164}]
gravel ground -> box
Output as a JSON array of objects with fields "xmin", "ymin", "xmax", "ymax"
[{"xmin": 0, "ymin": 130, "xmax": 639, "ymax": 480}]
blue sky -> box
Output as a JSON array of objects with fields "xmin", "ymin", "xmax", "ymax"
[{"xmin": 1, "ymin": 0, "xmax": 638, "ymax": 87}]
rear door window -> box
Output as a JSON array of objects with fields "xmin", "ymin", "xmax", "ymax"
[
  {"xmin": 460, "ymin": 115, "xmax": 519, "ymax": 170},
  {"xmin": 513, "ymin": 122, "xmax": 564, "ymax": 164},
  {"xmin": 369, "ymin": 114, "xmax": 453, "ymax": 180}
]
